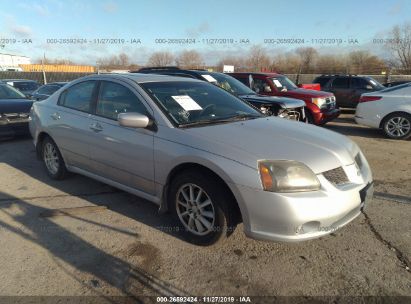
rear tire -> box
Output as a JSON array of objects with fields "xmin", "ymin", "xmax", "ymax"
[
  {"xmin": 169, "ymin": 170, "xmax": 236, "ymax": 246},
  {"xmin": 42, "ymin": 137, "xmax": 68, "ymax": 180},
  {"xmin": 382, "ymin": 113, "xmax": 411, "ymax": 140}
]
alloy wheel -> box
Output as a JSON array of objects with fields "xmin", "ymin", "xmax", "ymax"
[
  {"xmin": 386, "ymin": 116, "xmax": 411, "ymax": 138},
  {"xmin": 176, "ymin": 183, "xmax": 215, "ymax": 236},
  {"xmin": 43, "ymin": 142, "xmax": 60, "ymax": 175}
]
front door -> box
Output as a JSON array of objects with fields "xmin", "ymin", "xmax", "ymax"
[{"xmin": 88, "ymin": 80, "xmax": 155, "ymax": 195}]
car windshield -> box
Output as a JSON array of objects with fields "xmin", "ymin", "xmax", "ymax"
[
  {"xmin": 201, "ymin": 73, "xmax": 255, "ymax": 96},
  {"xmin": 271, "ymin": 76, "xmax": 298, "ymax": 91},
  {"xmin": 367, "ymin": 77, "xmax": 385, "ymax": 90},
  {"xmin": 141, "ymin": 81, "xmax": 262, "ymax": 127},
  {"xmin": 380, "ymin": 82, "xmax": 411, "ymax": 93},
  {"xmin": 12, "ymin": 82, "xmax": 38, "ymax": 91},
  {"xmin": 0, "ymin": 84, "xmax": 27, "ymax": 99}
]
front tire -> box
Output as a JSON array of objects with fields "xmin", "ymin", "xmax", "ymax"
[
  {"xmin": 42, "ymin": 137, "xmax": 68, "ymax": 180},
  {"xmin": 169, "ymin": 170, "xmax": 235, "ymax": 246},
  {"xmin": 382, "ymin": 113, "xmax": 411, "ymax": 140},
  {"xmin": 306, "ymin": 111, "xmax": 315, "ymax": 124}
]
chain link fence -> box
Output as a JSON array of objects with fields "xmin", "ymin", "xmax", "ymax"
[
  {"xmin": 1, "ymin": 71, "xmax": 411, "ymax": 86},
  {"xmin": 0, "ymin": 72, "xmax": 95, "ymax": 85}
]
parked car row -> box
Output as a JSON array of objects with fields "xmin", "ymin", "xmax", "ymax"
[
  {"xmin": 1, "ymin": 71, "xmax": 411, "ymax": 141},
  {"xmin": 28, "ymin": 73, "xmax": 374, "ymax": 245},
  {"xmin": 137, "ymin": 68, "xmax": 307, "ymax": 123},
  {"xmin": 0, "ymin": 79, "xmax": 68, "ymax": 100}
]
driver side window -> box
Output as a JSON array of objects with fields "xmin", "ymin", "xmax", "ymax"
[
  {"xmin": 96, "ymin": 81, "xmax": 148, "ymax": 120},
  {"xmin": 252, "ymin": 78, "xmax": 267, "ymax": 93}
]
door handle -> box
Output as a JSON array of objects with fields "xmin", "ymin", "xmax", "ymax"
[
  {"xmin": 89, "ymin": 122, "xmax": 103, "ymax": 132},
  {"xmin": 50, "ymin": 112, "xmax": 60, "ymax": 120}
]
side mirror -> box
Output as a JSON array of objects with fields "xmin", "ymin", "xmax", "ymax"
[
  {"xmin": 118, "ymin": 112, "xmax": 151, "ymax": 128},
  {"xmin": 365, "ymin": 85, "xmax": 373, "ymax": 90},
  {"xmin": 264, "ymin": 85, "xmax": 272, "ymax": 93}
]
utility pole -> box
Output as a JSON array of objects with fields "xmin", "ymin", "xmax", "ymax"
[{"xmin": 42, "ymin": 52, "xmax": 47, "ymax": 84}]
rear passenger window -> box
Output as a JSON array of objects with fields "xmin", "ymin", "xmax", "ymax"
[
  {"xmin": 351, "ymin": 78, "xmax": 370, "ymax": 89},
  {"xmin": 331, "ymin": 77, "xmax": 349, "ymax": 89},
  {"xmin": 314, "ymin": 77, "xmax": 331, "ymax": 88},
  {"xmin": 96, "ymin": 81, "xmax": 148, "ymax": 120},
  {"xmin": 60, "ymin": 81, "xmax": 95, "ymax": 112}
]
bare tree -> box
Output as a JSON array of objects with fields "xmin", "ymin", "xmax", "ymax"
[
  {"xmin": 118, "ymin": 53, "xmax": 130, "ymax": 67},
  {"xmin": 175, "ymin": 50, "xmax": 204, "ymax": 69},
  {"xmin": 386, "ymin": 23, "xmax": 411, "ymax": 72},
  {"xmin": 315, "ymin": 54, "xmax": 347, "ymax": 74},
  {"xmin": 246, "ymin": 45, "xmax": 271, "ymax": 71},
  {"xmin": 296, "ymin": 47, "xmax": 318, "ymax": 73},
  {"xmin": 147, "ymin": 51, "xmax": 174, "ymax": 67},
  {"xmin": 348, "ymin": 51, "xmax": 387, "ymax": 74},
  {"xmin": 272, "ymin": 53, "xmax": 302, "ymax": 74}
]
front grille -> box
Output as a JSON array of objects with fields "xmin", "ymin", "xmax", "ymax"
[
  {"xmin": 323, "ymin": 96, "xmax": 336, "ymax": 110},
  {"xmin": 323, "ymin": 167, "xmax": 349, "ymax": 186}
]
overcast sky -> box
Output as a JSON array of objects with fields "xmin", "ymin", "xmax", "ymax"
[{"xmin": 0, "ymin": 0, "xmax": 410, "ymax": 65}]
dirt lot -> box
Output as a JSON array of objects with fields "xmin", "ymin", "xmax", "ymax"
[{"xmin": 0, "ymin": 111, "xmax": 410, "ymax": 302}]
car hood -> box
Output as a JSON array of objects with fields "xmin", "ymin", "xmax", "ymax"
[
  {"xmin": 0, "ymin": 99, "xmax": 33, "ymax": 113},
  {"xmin": 176, "ymin": 117, "xmax": 358, "ymax": 173},
  {"xmin": 281, "ymin": 88, "xmax": 333, "ymax": 99},
  {"xmin": 239, "ymin": 94, "xmax": 305, "ymax": 109}
]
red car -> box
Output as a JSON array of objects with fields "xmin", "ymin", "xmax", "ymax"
[{"xmin": 229, "ymin": 72, "xmax": 340, "ymax": 125}]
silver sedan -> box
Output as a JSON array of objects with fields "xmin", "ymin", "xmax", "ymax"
[{"xmin": 29, "ymin": 74, "xmax": 373, "ymax": 245}]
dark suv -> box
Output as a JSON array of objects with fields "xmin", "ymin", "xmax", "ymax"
[
  {"xmin": 135, "ymin": 67, "xmax": 306, "ymax": 122},
  {"xmin": 313, "ymin": 75, "xmax": 385, "ymax": 108}
]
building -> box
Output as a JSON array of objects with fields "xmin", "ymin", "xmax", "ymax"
[{"xmin": 0, "ymin": 53, "xmax": 31, "ymax": 71}]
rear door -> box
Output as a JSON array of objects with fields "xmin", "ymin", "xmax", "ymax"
[
  {"xmin": 50, "ymin": 80, "xmax": 98, "ymax": 170},
  {"xmin": 88, "ymin": 80, "xmax": 155, "ymax": 195},
  {"xmin": 329, "ymin": 77, "xmax": 351, "ymax": 107},
  {"xmin": 350, "ymin": 77, "xmax": 376, "ymax": 107}
]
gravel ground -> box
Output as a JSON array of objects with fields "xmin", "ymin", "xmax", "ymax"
[{"xmin": 0, "ymin": 111, "xmax": 410, "ymax": 302}]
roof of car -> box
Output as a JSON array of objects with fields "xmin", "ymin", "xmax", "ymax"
[
  {"xmin": 1, "ymin": 79, "xmax": 39, "ymax": 83},
  {"xmin": 229, "ymin": 72, "xmax": 281, "ymax": 77},
  {"xmin": 45, "ymin": 82, "xmax": 68, "ymax": 86},
  {"xmin": 79, "ymin": 72, "xmax": 201, "ymax": 84}
]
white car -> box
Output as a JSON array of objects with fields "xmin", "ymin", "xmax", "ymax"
[{"xmin": 355, "ymin": 83, "xmax": 411, "ymax": 140}]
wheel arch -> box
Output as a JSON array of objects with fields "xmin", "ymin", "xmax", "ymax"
[
  {"xmin": 35, "ymin": 131, "xmax": 52, "ymax": 159},
  {"xmin": 161, "ymin": 162, "xmax": 242, "ymax": 225},
  {"xmin": 379, "ymin": 110, "xmax": 411, "ymax": 128}
]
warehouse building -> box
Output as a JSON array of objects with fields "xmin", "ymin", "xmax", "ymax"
[{"xmin": 0, "ymin": 53, "xmax": 31, "ymax": 71}]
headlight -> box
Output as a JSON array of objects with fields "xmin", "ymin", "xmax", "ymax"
[
  {"xmin": 312, "ymin": 97, "xmax": 327, "ymax": 109},
  {"xmin": 258, "ymin": 160, "xmax": 321, "ymax": 192}
]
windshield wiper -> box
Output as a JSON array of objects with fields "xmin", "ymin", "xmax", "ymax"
[
  {"xmin": 179, "ymin": 114, "xmax": 261, "ymax": 128},
  {"xmin": 218, "ymin": 113, "xmax": 261, "ymax": 121},
  {"xmin": 179, "ymin": 119, "xmax": 226, "ymax": 128}
]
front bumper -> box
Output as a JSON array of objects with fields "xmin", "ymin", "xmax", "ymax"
[
  {"xmin": 313, "ymin": 108, "xmax": 340, "ymax": 125},
  {"xmin": 238, "ymin": 182, "xmax": 372, "ymax": 242},
  {"xmin": 0, "ymin": 119, "xmax": 30, "ymax": 138},
  {"xmin": 233, "ymin": 157, "xmax": 373, "ymax": 242}
]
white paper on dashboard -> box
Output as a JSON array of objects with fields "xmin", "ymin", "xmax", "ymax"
[
  {"xmin": 202, "ymin": 74, "xmax": 218, "ymax": 83},
  {"xmin": 273, "ymin": 80, "xmax": 282, "ymax": 87},
  {"xmin": 172, "ymin": 95, "xmax": 203, "ymax": 111}
]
